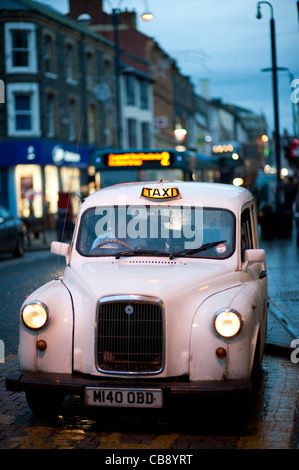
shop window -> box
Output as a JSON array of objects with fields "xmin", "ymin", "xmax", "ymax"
[
  {"xmin": 16, "ymin": 164, "xmax": 43, "ymax": 218},
  {"xmin": 5, "ymin": 22, "xmax": 37, "ymax": 74},
  {"xmin": 60, "ymin": 167, "xmax": 80, "ymax": 217},
  {"xmin": 45, "ymin": 165, "xmax": 59, "ymax": 222},
  {"xmin": 7, "ymin": 83, "xmax": 41, "ymax": 137}
]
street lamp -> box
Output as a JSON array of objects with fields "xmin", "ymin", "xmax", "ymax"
[
  {"xmin": 256, "ymin": 1, "xmax": 285, "ymax": 238},
  {"xmin": 111, "ymin": 1, "xmax": 154, "ymax": 148},
  {"xmin": 141, "ymin": 0, "xmax": 154, "ymax": 21}
]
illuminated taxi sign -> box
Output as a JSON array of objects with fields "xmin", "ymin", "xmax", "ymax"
[
  {"xmin": 141, "ymin": 187, "xmax": 180, "ymax": 200},
  {"xmin": 107, "ymin": 151, "xmax": 171, "ymax": 167}
]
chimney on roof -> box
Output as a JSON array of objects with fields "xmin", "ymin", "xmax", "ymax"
[
  {"xmin": 68, "ymin": 0, "xmax": 106, "ymax": 25},
  {"xmin": 68, "ymin": 0, "xmax": 137, "ymax": 29},
  {"xmin": 121, "ymin": 9, "xmax": 137, "ymax": 29}
]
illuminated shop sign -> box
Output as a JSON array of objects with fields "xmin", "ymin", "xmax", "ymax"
[
  {"xmin": 141, "ymin": 186, "xmax": 180, "ymax": 200},
  {"xmin": 106, "ymin": 151, "xmax": 171, "ymax": 167},
  {"xmin": 52, "ymin": 145, "xmax": 81, "ymax": 165}
]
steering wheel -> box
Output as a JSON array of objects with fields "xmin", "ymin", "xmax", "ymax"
[{"xmin": 93, "ymin": 239, "xmax": 132, "ymax": 250}]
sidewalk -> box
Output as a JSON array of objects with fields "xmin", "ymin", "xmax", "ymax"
[
  {"xmin": 260, "ymin": 234, "xmax": 299, "ymax": 355},
  {"xmin": 25, "ymin": 229, "xmax": 299, "ymax": 355}
]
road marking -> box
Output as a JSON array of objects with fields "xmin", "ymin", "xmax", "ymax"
[{"xmin": 98, "ymin": 432, "xmax": 180, "ymax": 449}]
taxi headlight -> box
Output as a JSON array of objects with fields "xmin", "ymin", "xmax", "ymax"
[
  {"xmin": 214, "ymin": 309, "xmax": 242, "ymax": 338},
  {"xmin": 21, "ymin": 301, "xmax": 49, "ymax": 330}
]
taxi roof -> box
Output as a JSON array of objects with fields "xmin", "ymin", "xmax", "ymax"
[{"xmin": 82, "ymin": 182, "xmax": 254, "ymax": 212}]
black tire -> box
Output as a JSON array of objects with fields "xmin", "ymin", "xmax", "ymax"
[
  {"xmin": 26, "ymin": 390, "xmax": 65, "ymax": 415},
  {"xmin": 251, "ymin": 334, "xmax": 264, "ymax": 388},
  {"xmin": 13, "ymin": 235, "xmax": 24, "ymax": 257}
]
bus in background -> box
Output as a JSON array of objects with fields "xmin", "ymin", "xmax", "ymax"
[{"xmin": 91, "ymin": 149, "xmax": 220, "ymax": 189}]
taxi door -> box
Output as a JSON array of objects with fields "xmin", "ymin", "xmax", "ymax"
[{"xmin": 241, "ymin": 204, "xmax": 267, "ymax": 351}]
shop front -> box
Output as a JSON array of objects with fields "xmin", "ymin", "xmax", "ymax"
[{"xmin": 0, "ymin": 140, "xmax": 93, "ymax": 230}]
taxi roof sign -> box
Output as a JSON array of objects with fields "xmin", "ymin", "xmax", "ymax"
[{"xmin": 141, "ymin": 186, "xmax": 180, "ymax": 200}]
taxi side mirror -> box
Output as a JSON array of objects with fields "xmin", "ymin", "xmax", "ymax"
[
  {"xmin": 51, "ymin": 241, "xmax": 70, "ymax": 262},
  {"xmin": 242, "ymin": 249, "xmax": 266, "ymax": 271}
]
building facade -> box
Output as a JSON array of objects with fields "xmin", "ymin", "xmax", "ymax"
[
  {"xmin": 0, "ymin": 0, "xmax": 270, "ymax": 222},
  {"xmin": 0, "ymin": 0, "xmax": 116, "ymax": 222}
]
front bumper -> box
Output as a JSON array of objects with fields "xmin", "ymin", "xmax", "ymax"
[{"xmin": 6, "ymin": 370, "xmax": 252, "ymax": 405}]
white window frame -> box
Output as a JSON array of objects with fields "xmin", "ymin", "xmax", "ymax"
[
  {"xmin": 7, "ymin": 83, "xmax": 41, "ymax": 137},
  {"xmin": 5, "ymin": 22, "xmax": 37, "ymax": 74}
]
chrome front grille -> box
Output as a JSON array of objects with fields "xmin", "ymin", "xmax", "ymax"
[{"xmin": 97, "ymin": 296, "xmax": 164, "ymax": 374}]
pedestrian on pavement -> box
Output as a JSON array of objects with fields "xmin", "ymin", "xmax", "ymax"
[{"xmin": 283, "ymin": 176, "xmax": 297, "ymax": 238}]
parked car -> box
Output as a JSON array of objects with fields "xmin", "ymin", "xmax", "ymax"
[
  {"xmin": 0, "ymin": 205, "xmax": 25, "ymax": 257},
  {"xmin": 6, "ymin": 182, "xmax": 267, "ymax": 414}
]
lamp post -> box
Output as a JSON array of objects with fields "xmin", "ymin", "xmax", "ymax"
[
  {"xmin": 257, "ymin": 1, "xmax": 285, "ymax": 238},
  {"xmin": 111, "ymin": 1, "xmax": 154, "ymax": 149},
  {"xmin": 112, "ymin": 8, "xmax": 122, "ymax": 149}
]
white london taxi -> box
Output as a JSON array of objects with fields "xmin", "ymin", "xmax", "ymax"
[{"xmin": 7, "ymin": 181, "xmax": 267, "ymax": 414}]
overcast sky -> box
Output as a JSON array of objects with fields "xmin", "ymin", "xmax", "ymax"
[{"xmin": 39, "ymin": 0, "xmax": 299, "ymax": 137}]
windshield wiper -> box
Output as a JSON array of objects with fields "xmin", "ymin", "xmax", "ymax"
[
  {"xmin": 115, "ymin": 249, "xmax": 169, "ymax": 259},
  {"xmin": 169, "ymin": 240, "xmax": 226, "ymax": 259}
]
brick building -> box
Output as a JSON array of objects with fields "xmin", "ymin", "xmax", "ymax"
[
  {"xmin": 0, "ymin": 0, "xmax": 116, "ymax": 221},
  {"xmin": 68, "ymin": 0, "xmax": 181, "ymax": 150}
]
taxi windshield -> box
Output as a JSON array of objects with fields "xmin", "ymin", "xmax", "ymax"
[{"xmin": 77, "ymin": 205, "xmax": 235, "ymax": 259}]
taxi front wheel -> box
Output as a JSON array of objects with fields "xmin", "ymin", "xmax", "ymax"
[{"xmin": 25, "ymin": 390, "xmax": 65, "ymax": 416}]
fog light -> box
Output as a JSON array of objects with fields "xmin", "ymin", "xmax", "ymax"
[
  {"xmin": 216, "ymin": 347, "xmax": 226, "ymax": 359},
  {"xmin": 36, "ymin": 340, "xmax": 47, "ymax": 351}
]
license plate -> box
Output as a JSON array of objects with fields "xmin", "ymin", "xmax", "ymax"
[{"xmin": 85, "ymin": 387, "xmax": 163, "ymax": 408}]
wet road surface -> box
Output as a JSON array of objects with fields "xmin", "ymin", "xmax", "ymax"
[{"xmin": 1, "ymin": 353, "xmax": 298, "ymax": 450}]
